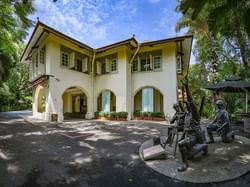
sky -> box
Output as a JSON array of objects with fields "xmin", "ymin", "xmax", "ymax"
[{"xmin": 27, "ymin": 0, "xmax": 189, "ymax": 47}]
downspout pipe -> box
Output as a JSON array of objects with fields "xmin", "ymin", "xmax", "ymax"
[
  {"xmin": 129, "ymin": 44, "xmax": 140, "ymax": 119},
  {"xmin": 91, "ymin": 50, "xmax": 96, "ymax": 118}
]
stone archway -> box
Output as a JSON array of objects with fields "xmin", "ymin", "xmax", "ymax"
[
  {"xmin": 62, "ymin": 86, "xmax": 88, "ymax": 119},
  {"xmin": 35, "ymin": 85, "xmax": 46, "ymax": 113}
]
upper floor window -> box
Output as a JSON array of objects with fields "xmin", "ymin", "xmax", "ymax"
[
  {"xmin": 61, "ymin": 52, "xmax": 69, "ymax": 67},
  {"xmin": 76, "ymin": 59, "xmax": 82, "ymax": 72},
  {"xmin": 153, "ymin": 56, "xmax": 161, "ymax": 70},
  {"xmin": 35, "ymin": 53, "xmax": 38, "ymax": 67},
  {"xmin": 101, "ymin": 62, "xmax": 106, "ymax": 74},
  {"xmin": 132, "ymin": 50, "xmax": 162, "ymax": 73},
  {"xmin": 111, "ymin": 58, "xmax": 117, "ymax": 72},
  {"xmin": 132, "ymin": 58, "xmax": 138, "ymax": 72},
  {"xmin": 96, "ymin": 53, "xmax": 118, "ymax": 75},
  {"xmin": 141, "ymin": 57, "xmax": 151, "ymax": 71},
  {"xmin": 176, "ymin": 56, "xmax": 182, "ymax": 73},
  {"xmin": 39, "ymin": 46, "xmax": 46, "ymax": 64}
]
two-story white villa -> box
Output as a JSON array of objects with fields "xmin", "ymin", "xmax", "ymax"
[{"xmin": 21, "ymin": 21, "xmax": 192, "ymax": 121}]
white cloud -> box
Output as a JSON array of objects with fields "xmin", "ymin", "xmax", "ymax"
[
  {"xmin": 26, "ymin": 0, "xmax": 182, "ymax": 47},
  {"xmin": 31, "ymin": 0, "xmax": 114, "ymax": 47},
  {"xmin": 148, "ymin": 0, "xmax": 160, "ymax": 3},
  {"xmin": 114, "ymin": 0, "xmax": 137, "ymax": 17},
  {"xmin": 156, "ymin": 8, "xmax": 181, "ymax": 37}
]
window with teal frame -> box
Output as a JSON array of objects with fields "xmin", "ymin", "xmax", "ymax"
[{"xmin": 142, "ymin": 88, "xmax": 154, "ymax": 112}]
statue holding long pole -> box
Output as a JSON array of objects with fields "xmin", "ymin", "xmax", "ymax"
[{"xmin": 177, "ymin": 77, "xmax": 207, "ymax": 172}]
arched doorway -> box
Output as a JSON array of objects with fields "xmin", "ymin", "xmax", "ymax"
[
  {"xmin": 35, "ymin": 85, "xmax": 46, "ymax": 113},
  {"xmin": 97, "ymin": 90, "xmax": 116, "ymax": 112},
  {"xmin": 62, "ymin": 86, "xmax": 87, "ymax": 119},
  {"xmin": 134, "ymin": 87, "xmax": 163, "ymax": 112}
]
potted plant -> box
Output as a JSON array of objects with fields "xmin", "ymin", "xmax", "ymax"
[
  {"xmin": 98, "ymin": 111, "xmax": 105, "ymax": 120},
  {"xmin": 117, "ymin": 112, "xmax": 128, "ymax": 121},
  {"xmin": 94, "ymin": 111, "xmax": 100, "ymax": 119},
  {"xmin": 143, "ymin": 112, "xmax": 152, "ymax": 120},
  {"xmin": 152, "ymin": 112, "xmax": 165, "ymax": 121},
  {"xmin": 109, "ymin": 112, "xmax": 117, "ymax": 121},
  {"xmin": 133, "ymin": 111, "xmax": 143, "ymax": 120},
  {"xmin": 103, "ymin": 112, "xmax": 110, "ymax": 120}
]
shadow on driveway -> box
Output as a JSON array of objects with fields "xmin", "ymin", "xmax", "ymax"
[{"xmin": 0, "ymin": 111, "xmax": 249, "ymax": 187}]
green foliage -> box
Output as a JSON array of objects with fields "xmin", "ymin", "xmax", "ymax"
[
  {"xmin": 0, "ymin": 59, "xmax": 32, "ymax": 111},
  {"xmin": 224, "ymin": 93, "xmax": 245, "ymax": 114},
  {"xmin": 151, "ymin": 112, "xmax": 165, "ymax": 118},
  {"xmin": 95, "ymin": 111, "xmax": 128, "ymax": 119},
  {"xmin": 176, "ymin": 0, "xmax": 250, "ymax": 69},
  {"xmin": 188, "ymin": 63, "xmax": 208, "ymax": 103},
  {"xmin": 103, "ymin": 112, "xmax": 109, "ymax": 117},
  {"xmin": 0, "ymin": 0, "xmax": 35, "ymax": 83},
  {"xmin": 99, "ymin": 111, "xmax": 105, "ymax": 117},
  {"xmin": 133, "ymin": 111, "xmax": 141, "ymax": 117},
  {"xmin": 142, "ymin": 112, "xmax": 151, "ymax": 117},
  {"xmin": 117, "ymin": 112, "xmax": 128, "ymax": 118},
  {"xmin": 109, "ymin": 112, "xmax": 117, "ymax": 118},
  {"xmin": 94, "ymin": 111, "xmax": 100, "ymax": 118},
  {"xmin": 202, "ymin": 102, "xmax": 214, "ymax": 119},
  {"xmin": 176, "ymin": 0, "xmax": 250, "ymax": 118},
  {"xmin": 0, "ymin": 1, "xmax": 34, "ymax": 111},
  {"xmin": 41, "ymin": 96, "xmax": 46, "ymax": 112}
]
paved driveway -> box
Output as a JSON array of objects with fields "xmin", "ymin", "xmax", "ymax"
[{"xmin": 0, "ymin": 111, "xmax": 249, "ymax": 187}]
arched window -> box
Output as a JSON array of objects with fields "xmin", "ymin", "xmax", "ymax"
[
  {"xmin": 97, "ymin": 90, "xmax": 116, "ymax": 112},
  {"xmin": 134, "ymin": 87, "xmax": 163, "ymax": 112}
]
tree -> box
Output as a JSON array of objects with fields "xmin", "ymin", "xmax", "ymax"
[
  {"xmin": 0, "ymin": 49, "xmax": 32, "ymax": 111},
  {"xmin": 176, "ymin": 0, "xmax": 250, "ymax": 69},
  {"xmin": 0, "ymin": 0, "xmax": 34, "ymax": 83},
  {"xmin": 175, "ymin": 0, "xmax": 250, "ymax": 116}
]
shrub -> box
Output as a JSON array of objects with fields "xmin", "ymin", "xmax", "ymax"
[
  {"xmin": 151, "ymin": 112, "xmax": 165, "ymax": 118},
  {"xmin": 110, "ymin": 112, "xmax": 117, "ymax": 118},
  {"xmin": 99, "ymin": 111, "xmax": 105, "ymax": 117},
  {"xmin": 117, "ymin": 112, "xmax": 128, "ymax": 118},
  {"xmin": 203, "ymin": 104, "xmax": 214, "ymax": 119},
  {"xmin": 103, "ymin": 112, "xmax": 109, "ymax": 117},
  {"xmin": 142, "ymin": 112, "xmax": 152, "ymax": 117},
  {"xmin": 94, "ymin": 111, "xmax": 100, "ymax": 118},
  {"xmin": 133, "ymin": 111, "xmax": 141, "ymax": 117}
]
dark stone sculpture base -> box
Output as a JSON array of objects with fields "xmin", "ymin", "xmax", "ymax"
[{"xmin": 139, "ymin": 136, "xmax": 250, "ymax": 183}]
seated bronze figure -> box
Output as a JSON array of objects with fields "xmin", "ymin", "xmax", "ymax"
[
  {"xmin": 206, "ymin": 99, "xmax": 234, "ymax": 144},
  {"xmin": 165, "ymin": 103, "xmax": 185, "ymax": 145}
]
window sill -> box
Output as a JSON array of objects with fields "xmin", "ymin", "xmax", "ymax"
[
  {"xmin": 132, "ymin": 69, "xmax": 163, "ymax": 73},
  {"xmin": 60, "ymin": 65, "xmax": 90, "ymax": 75},
  {"xmin": 96, "ymin": 71, "xmax": 118, "ymax": 76}
]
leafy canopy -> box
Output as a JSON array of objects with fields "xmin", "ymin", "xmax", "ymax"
[
  {"xmin": 176, "ymin": 0, "xmax": 250, "ymax": 69},
  {"xmin": 0, "ymin": 0, "xmax": 35, "ymax": 83}
]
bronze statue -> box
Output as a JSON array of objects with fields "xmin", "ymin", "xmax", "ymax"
[
  {"xmin": 165, "ymin": 103, "xmax": 185, "ymax": 144},
  {"xmin": 177, "ymin": 78, "xmax": 207, "ymax": 172},
  {"xmin": 206, "ymin": 99, "xmax": 234, "ymax": 143}
]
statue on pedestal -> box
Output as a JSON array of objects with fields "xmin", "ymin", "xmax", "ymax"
[
  {"xmin": 206, "ymin": 99, "xmax": 234, "ymax": 144},
  {"xmin": 165, "ymin": 103, "xmax": 185, "ymax": 144},
  {"xmin": 177, "ymin": 78, "xmax": 207, "ymax": 172}
]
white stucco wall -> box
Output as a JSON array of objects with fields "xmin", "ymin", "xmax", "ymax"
[
  {"xmin": 94, "ymin": 47, "xmax": 130, "ymax": 115},
  {"xmin": 131, "ymin": 45, "xmax": 177, "ymax": 118},
  {"xmin": 29, "ymin": 39, "xmax": 48, "ymax": 81},
  {"xmin": 31, "ymin": 35, "xmax": 181, "ymax": 121},
  {"xmin": 45, "ymin": 38, "xmax": 93, "ymax": 121}
]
